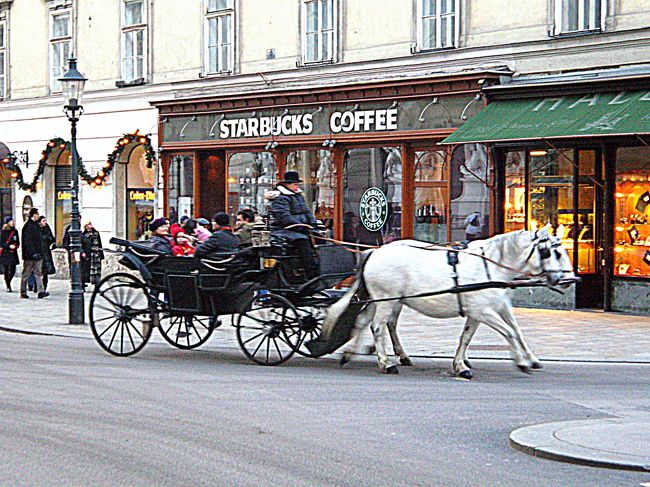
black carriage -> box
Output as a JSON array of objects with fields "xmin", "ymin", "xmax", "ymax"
[{"xmin": 89, "ymin": 234, "xmax": 356, "ymax": 365}]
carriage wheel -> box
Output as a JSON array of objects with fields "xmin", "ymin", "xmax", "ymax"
[
  {"xmin": 292, "ymin": 305, "xmax": 326, "ymax": 358},
  {"xmin": 158, "ymin": 314, "xmax": 216, "ymax": 350},
  {"xmin": 89, "ymin": 273, "xmax": 154, "ymax": 357},
  {"xmin": 236, "ymin": 293, "xmax": 302, "ymax": 366}
]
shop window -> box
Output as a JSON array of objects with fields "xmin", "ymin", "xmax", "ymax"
[
  {"xmin": 449, "ymin": 144, "xmax": 490, "ymax": 242},
  {"xmin": 416, "ymin": 0, "xmax": 459, "ymax": 51},
  {"xmin": 49, "ymin": 9, "xmax": 71, "ymax": 93},
  {"xmin": 121, "ymin": 0, "xmax": 147, "ymax": 83},
  {"xmin": 343, "ymin": 147, "xmax": 401, "ymax": 245},
  {"xmin": 614, "ymin": 146, "xmax": 650, "ymax": 278},
  {"xmin": 505, "ymin": 150, "xmax": 525, "ymax": 232},
  {"xmin": 0, "ymin": 20, "xmax": 6, "ymax": 99},
  {"xmin": 528, "ymin": 149, "xmax": 597, "ymax": 273},
  {"xmin": 414, "ymin": 150, "xmax": 448, "ymax": 242},
  {"xmin": 205, "ymin": 0, "xmax": 233, "ymax": 74},
  {"xmin": 286, "ymin": 150, "xmax": 334, "ymax": 231},
  {"xmin": 302, "ymin": 0, "xmax": 337, "ymax": 64},
  {"xmin": 553, "ymin": 0, "xmax": 606, "ymax": 35},
  {"xmin": 126, "ymin": 145, "xmax": 155, "ymax": 240},
  {"xmin": 227, "ymin": 152, "xmax": 275, "ymax": 221},
  {"xmin": 55, "ymin": 165, "xmax": 72, "ymax": 244},
  {"xmin": 0, "ymin": 162, "xmax": 12, "ymax": 221},
  {"xmin": 167, "ymin": 154, "xmax": 194, "ymax": 224}
]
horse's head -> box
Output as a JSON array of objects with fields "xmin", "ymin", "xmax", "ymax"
[{"xmin": 525, "ymin": 226, "xmax": 575, "ymax": 286}]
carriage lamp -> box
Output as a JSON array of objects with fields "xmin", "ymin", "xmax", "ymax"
[{"xmin": 59, "ymin": 56, "xmax": 87, "ymax": 325}]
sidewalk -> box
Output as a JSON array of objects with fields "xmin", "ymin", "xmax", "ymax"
[
  {"xmin": 1, "ymin": 279, "xmax": 649, "ymax": 361},
  {"xmin": 1, "ymin": 278, "xmax": 650, "ymax": 472}
]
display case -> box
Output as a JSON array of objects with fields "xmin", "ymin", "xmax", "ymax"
[{"xmin": 614, "ymin": 177, "xmax": 650, "ymax": 277}]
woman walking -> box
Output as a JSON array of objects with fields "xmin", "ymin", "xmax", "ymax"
[
  {"xmin": 81, "ymin": 220, "xmax": 104, "ymax": 290},
  {"xmin": 0, "ymin": 216, "xmax": 20, "ymax": 292}
]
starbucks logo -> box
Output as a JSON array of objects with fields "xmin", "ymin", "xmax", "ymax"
[{"xmin": 359, "ymin": 187, "xmax": 388, "ymax": 231}]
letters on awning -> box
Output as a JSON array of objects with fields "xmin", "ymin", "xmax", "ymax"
[{"xmin": 442, "ymin": 90, "xmax": 650, "ymax": 144}]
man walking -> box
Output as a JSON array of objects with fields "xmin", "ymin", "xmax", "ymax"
[{"xmin": 20, "ymin": 208, "xmax": 48, "ymax": 299}]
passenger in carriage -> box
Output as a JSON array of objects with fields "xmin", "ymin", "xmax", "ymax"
[
  {"xmin": 234, "ymin": 208, "xmax": 255, "ymax": 247},
  {"xmin": 171, "ymin": 225, "xmax": 196, "ymax": 256},
  {"xmin": 267, "ymin": 171, "xmax": 320, "ymax": 280},
  {"xmin": 194, "ymin": 212, "xmax": 240, "ymax": 259},
  {"xmin": 148, "ymin": 218, "xmax": 173, "ymax": 255}
]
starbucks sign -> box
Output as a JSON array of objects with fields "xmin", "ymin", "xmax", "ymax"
[{"xmin": 359, "ymin": 187, "xmax": 388, "ymax": 231}]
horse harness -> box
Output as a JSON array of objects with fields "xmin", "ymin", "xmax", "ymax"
[{"xmin": 446, "ymin": 243, "xmax": 492, "ymax": 318}]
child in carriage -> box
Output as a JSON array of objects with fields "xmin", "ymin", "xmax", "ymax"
[{"xmin": 170, "ymin": 224, "xmax": 196, "ymax": 256}]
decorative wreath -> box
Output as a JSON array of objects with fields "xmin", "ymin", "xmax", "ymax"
[{"xmin": 0, "ymin": 131, "xmax": 156, "ymax": 192}]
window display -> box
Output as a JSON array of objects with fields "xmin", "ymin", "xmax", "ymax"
[
  {"xmin": 504, "ymin": 150, "xmax": 525, "ymax": 232},
  {"xmin": 126, "ymin": 145, "xmax": 155, "ymax": 240},
  {"xmin": 414, "ymin": 150, "xmax": 447, "ymax": 242},
  {"xmin": 614, "ymin": 147, "xmax": 650, "ymax": 278},
  {"xmin": 227, "ymin": 152, "xmax": 275, "ymax": 220},
  {"xmin": 167, "ymin": 154, "xmax": 194, "ymax": 224}
]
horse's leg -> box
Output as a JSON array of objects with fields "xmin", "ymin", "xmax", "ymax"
[
  {"xmin": 340, "ymin": 303, "xmax": 375, "ymax": 367},
  {"xmin": 499, "ymin": 305, "xmax": 542, "ymax": 369},
  {"xmin": 453, "ymin": 317, "xmax": 480, "ymax": 379},
  {"xmin": 385, "ymin": 303, "xmax": 412, "ymax": 366},
  {"xmin": 472, "ymin": 309, "xmax": 533, "ymax": 373},
  {"xmin": 370, "ymin": 302, "xmax": 398, "ymax": 374}
]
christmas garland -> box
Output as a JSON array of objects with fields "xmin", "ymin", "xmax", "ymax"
[
  {"xmin": 0, "ymin": 137, "xmax": 67, "ymax": 192},
  {"xmin": 80, "ymin": 131, "xmax": 156, "ymax": 188},
  {"xmin": 0, "ymin": 132, "xmax": 156, "ymax": 191}
]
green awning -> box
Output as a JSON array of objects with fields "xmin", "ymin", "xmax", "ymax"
[{"xmin": 442, "ymin": 90, "xmax": 650, "ymax": 144}]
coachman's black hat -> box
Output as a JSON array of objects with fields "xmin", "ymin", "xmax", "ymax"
[{"xmin": 280, "ymin": 171, "xmax": 303, "ymax": 183}]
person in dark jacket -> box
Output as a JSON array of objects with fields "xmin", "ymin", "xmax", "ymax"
[
  {"xmin": 148, "ymin": 217, "xmax": 173, "ymax": 254},
  {"xmin": 0, "ymin": 216, "xmax": 20, "ymax": 292},
  {"xmin": 20, "ymin": 208, "xmax": 48, "ymax": 298},
  {"xmin": 267, "ymin": 171, "xmax": 320, "ymax": 279},
  {"xmin": 194, "ymin": 212, "xmax": 240, "ymax": 259},
  {"xmin": 81, "ymin": 220, "xmax": 104, "ymax": 289},
  {"xmin": 28, "ymin": 216, "xmax": 56, "ymax": 292}
]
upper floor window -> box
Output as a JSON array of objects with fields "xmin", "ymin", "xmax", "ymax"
[
  {"xmin": 554, "ymin": 0, "xmax": 606, "ymax": 35},
  {"xmin": 416, "ymin": 0, "xmax": 459, "ymax": 51},
  {"xmin": 121, "ymin": 0, "xmax": 147, "ymax": 82},
  {"xmin": 0, "ymin": 21, "xmax": 6, "ymax": 99},
  {"xmin": 49, "ymin": 9, "xmax": 71, "ymax": 93},
  {"xmin": 204, "ymin": 0, "xmax": 233, "ymax": 74},
  {"xmin": 302, "ymin": 0, "xmax": 337, "ymax": 64}
]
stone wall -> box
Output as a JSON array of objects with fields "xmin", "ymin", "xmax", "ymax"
[{"xmin": 51, "ymin": 248, "xmax": 132, "ymax": 280}]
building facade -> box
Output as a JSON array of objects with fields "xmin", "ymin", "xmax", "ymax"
[{"xmin": 0, "ymin": 0, "xmax": 649, "ymax": 312}]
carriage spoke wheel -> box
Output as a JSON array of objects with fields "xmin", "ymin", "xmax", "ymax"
[
  {"xmin": 236, "ymin": 293, "xmax": 302, "ymax": 366},
  {"xmin": 89, "ymin": 273, "xmax": 154, "ymax": 357},
  {"xmin": 158, "ymin": 314, "xmax": 215, "ymax": 350},
  {"xmin": 292, "ymin": 305, "xmax": 326, "ymax": 358}
]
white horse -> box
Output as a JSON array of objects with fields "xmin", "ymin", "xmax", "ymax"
[{"xmin": 322, "ymin": 228, "xmax": 575, "ymax": 378}]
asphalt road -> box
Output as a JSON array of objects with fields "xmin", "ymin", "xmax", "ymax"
[{"xmin": 1, "ymin": 331, "xmax": 649, "ymax": 486}]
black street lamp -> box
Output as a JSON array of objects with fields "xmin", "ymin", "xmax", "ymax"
[{"xmin": 59, "ymin": 56, "xmax": 87, "ymax": 325}]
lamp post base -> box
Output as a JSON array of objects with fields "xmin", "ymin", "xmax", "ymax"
[{"xmin": 68, "ymin": 289, "xmax": 85, "ymax": 325}]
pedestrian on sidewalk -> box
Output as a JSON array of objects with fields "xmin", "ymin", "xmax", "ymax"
[
  {"xmin": 0, "ymin": 216, "xmax": 20, "ymax": 292},
  {"xmin": 20, "ymin": 208, "xmax": 48, "ymax": 299},
  {"xmin": 81, "ymin": 220, "xmax": 104, "ymax": 290},
  {"xmin": 38, "ymin": 216, "xmax": 56, "ymax": 292}
]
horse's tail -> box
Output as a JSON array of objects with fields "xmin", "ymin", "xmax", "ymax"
[{"xmin": 321, "ymin": 250, "xmax": 372, "ymax": 341}]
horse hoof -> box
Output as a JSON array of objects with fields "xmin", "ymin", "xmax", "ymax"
[
  {"xmin": 339, "ymin": 355, "xmax": 350, "ymax": 367},
  {"xmin": 400, "ymin": 357, "xmax": 413, "ymax": 366},
  {"xmin": 385, "ymin": 365, "xmax": 399, "ymax": 374},
  {"xmin": 532, "ymin": 361, "xmax": 543, "ymax": 370},
  {"xmin": 517, "ymin": 365, "xmax": 532, "ymax": 375},
  {"xmin": 464, "ymin": 359, "xmax": 472, "ymax": 369},
  {"xmin": 459, "ymin": 369, "xmax": 473, "ymax": 380}
]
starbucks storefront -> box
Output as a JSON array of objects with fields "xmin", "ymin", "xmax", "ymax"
[{"xmin": 153, "ymin": 73, "xmax": 501, "ymax": 246}]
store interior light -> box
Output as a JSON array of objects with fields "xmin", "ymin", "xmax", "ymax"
[{"xmin": 529, "ymin": 150, "xmax": 548, "ymax": 157}]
